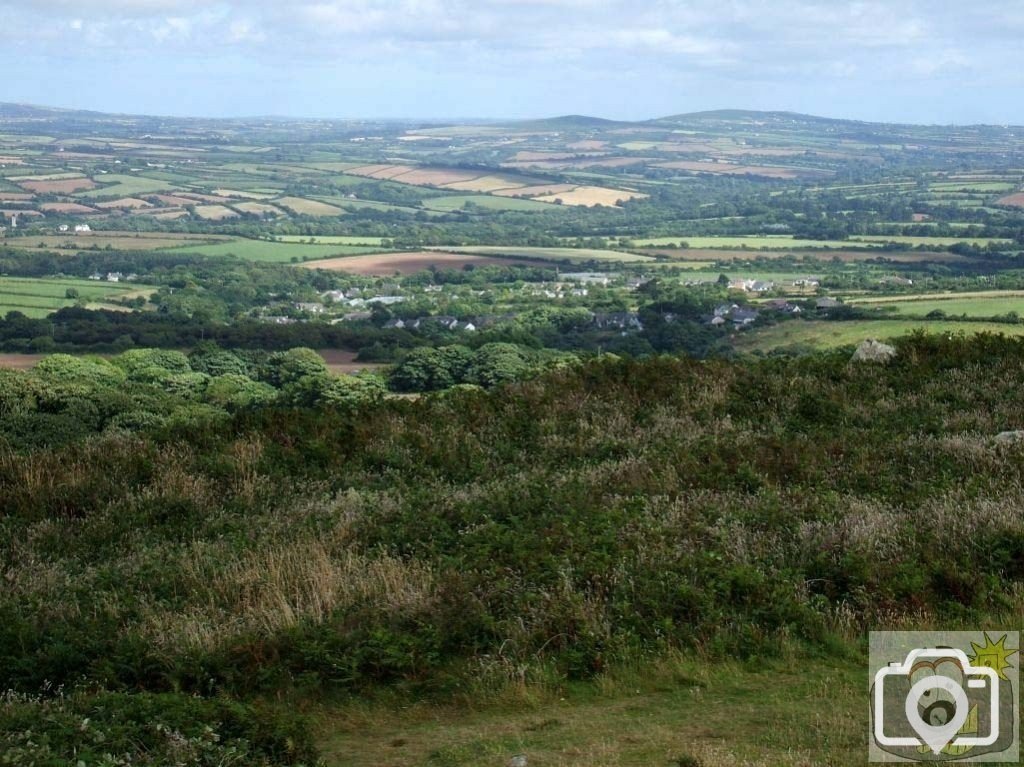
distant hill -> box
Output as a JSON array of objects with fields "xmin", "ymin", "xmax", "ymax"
[
  {"xmin": 501, "ymin": 114, "xmax": 634, "ymax": 131},
  {"xmin": 0, "ymin": 102, "xmax": 106, "ymax": 119},
  {"xmin": 653, "ymin": 109, "xmax": 851, "ymax": 124}
]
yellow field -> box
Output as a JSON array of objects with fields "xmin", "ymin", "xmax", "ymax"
[
  {"xmin": 233, "ymin": 201, "xmax": 284, "ymax": 216},
  {"xmin": 276, "ymin": 197, "xmax": 346, "ymax": 216},
  {"xmin": 389, "ymin": 168, "xmax": 480, "ymax": 186},
  {"xmin": 535, "ymin": 186, "xmax": 647, "ymax": 207},
  {"xmin": 440, "ymin": 175, "xmax": 525, "ymax": 192},
  {"xmin": 193, "ymin": 204, "xmax": 238, "ymax": 220},
  {"xmin": 94, "ymin": 197, "xmax": 153, "ymax": 210},
  {"xmin": 493, "ymin": 183, "xmax": 576, "ymax": 197},
  {"xmin": 38, "ymin": 202, "xmax": 98, "ymax": 214},
  {"xmin": 212, "ymin": 188, "xmax": 276, "ymax": 200}
]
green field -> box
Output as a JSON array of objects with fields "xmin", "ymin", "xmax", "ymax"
[
  {"xmin": 0, "ymin": 276, "xmax": 152, "ymax": 317},
  {"xmin": 163, "ymin": 238, "xmax": 386, "ymax": 263},
  {"xmin": 276, "ymin": 235, "xmax": 387, "ymax": 246},
  {"xmin": 422, "ymin": 194, "xmax": 558, "ymax": 212},
  {"xmin": 851, "ymin": 235, "xmax": 1013, "ymax": 247},
  {"xmin": 76, "ymin": 174, "xmax": 175, "ymax": 199},
  {"xmin": 3, "ymin": 234, "xmax": 226, "ymax": 251},
  {"xmin": 737, "ymin": 318, "xmax": 1024, "ymax": 351},
  {"xmin": 853, "ymin": 294, "xmax": 1024, "ymax": 318},
  {"xmin": 311, "ymin": 196, "xmax": 429, "ymax": 215},
  {"xmin": 631, "ymin": 236, "xmax": 884, "ymax": 249},
  {"xmin": 668, "ymin": 269, "xmax": 831, "ymax": 281},
  {"xmin": 436, "ymin": 245, "xmax": 655, "ymax": 263}
]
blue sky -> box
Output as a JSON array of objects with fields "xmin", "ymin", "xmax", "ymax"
[{"xmin": 1, "ymin": 0, "xmax": 1022, "ymax": 124}]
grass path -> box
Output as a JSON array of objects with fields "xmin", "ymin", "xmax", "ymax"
[{"xmin": 316, "ymin": 656, "xmax": 864, "ymax": 766}]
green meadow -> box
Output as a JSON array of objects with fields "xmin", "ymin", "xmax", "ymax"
[
  {"xmin": 162, "ymin": 238, "xmax": 386, "ymax": 263},
  {"xmin": 0, "ymin": 276, "xmax": 150, "ymax": 317}
]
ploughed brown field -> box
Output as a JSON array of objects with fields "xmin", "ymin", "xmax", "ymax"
[
  {"xmin": 301, "ymin": 251, "xmax": 552, "ymax": 275},
  {"xmin": 317, "ymin": 349, "xmax": 385, "ymax": 375},
  {"xmin": 0, "ymin": 353, "xmax": 46, "ymax": 370},
  {"xmin": 996, "ymin": 192, "xmax": 1024, "ymax": 208},
  {"xmin": 18, "ymin": 178, "xmax": 98, "ymax": 194}
]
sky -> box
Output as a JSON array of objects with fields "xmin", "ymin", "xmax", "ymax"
[{"xmin": 1, "ymin": 0, "xmax": 1022, "ymax": 124}]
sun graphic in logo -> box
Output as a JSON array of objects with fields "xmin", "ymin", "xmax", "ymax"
[{"xmin": 969, "ymin": 633, "xmax": 1017, "ymax": 681}]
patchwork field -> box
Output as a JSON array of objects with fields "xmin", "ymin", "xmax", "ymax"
[{"xmin": 654, "ymin": 160, "xmax": 829, "ymax": 180}]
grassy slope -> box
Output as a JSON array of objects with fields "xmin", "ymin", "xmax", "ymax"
[
  {"xmin": 0, "ymin": 275, "xmax": 150, "ymax": 316},
  {"xmin": 852, "ymin": 295, "xmax": 1024, "ymax": 318},
  {"xmin": 737, "ymin": 319, "xmax": 1024, "ymax": 351},
  {"xmin": 320, "ymin": 655, "xmax": 864, "ymax": 767},
  {"xmin": 161, "ymin": 238, "xmax": 385, "ymax": 263}
]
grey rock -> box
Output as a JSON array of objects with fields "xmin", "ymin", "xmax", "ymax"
[
  {"xmin": 851, "ymin": 339, "xmax": 897, "ymax": 364},
  {"xmin": 994, "ymin": 430, "xmax": 1024, "ymax": 445},
  {"xmin": 507, "ymin": 756, "xmax": 528, "ymax": 767}
]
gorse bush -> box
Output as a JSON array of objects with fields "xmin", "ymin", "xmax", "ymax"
[
  {"xmin": 5, "ymin": 332, "xmax": 1024, "ymax": 762},
  {"xmin": 0, "ymin": 690, "xmax": 318, "ymax": 766},
  {"xmin": 0, "ymin": 345, "xmax": 386, "ymax": 450}
]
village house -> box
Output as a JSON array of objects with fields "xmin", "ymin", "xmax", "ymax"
[
  {"xmin": 562, "ymin": 272, "xmax": 611, "ymax": 286},
  {"xmin": 730, "ymin": 308, "xmax": 760, "ymax": 327},
  {"xmin": 707, "ymin": 304, "xmax": 761, "ymax": 327},
  {"xmin": 592, "ymin": 312, "xmax": 643, "ymax": 331},
  {"xmin": 75, "ymin": 224, "xmax": 91, "ymax": 233},
  {"xmin": 729, "ymin": 278, "xmax": 775, "ymax": 293},
  {"xmin": 764, "ymin": 299, "xmax": 802, "ymax": 314},
  {"xmin": 792, "ymin": 277, "xmax": 820, "ymax": 288},
  {"xmin": 879, "ymin": 275, "xmax": 914, "ymax": 286}
]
